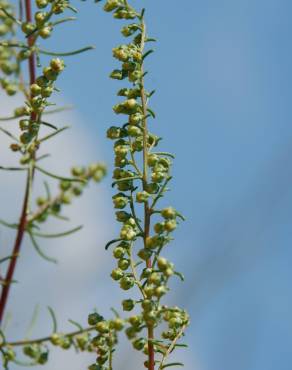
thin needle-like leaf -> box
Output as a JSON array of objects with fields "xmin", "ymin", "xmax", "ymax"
[{"xmin": 29, "ymin": 232, "xmax": 57, "ymax": 264}]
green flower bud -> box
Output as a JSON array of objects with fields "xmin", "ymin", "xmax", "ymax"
[
  {"xmin": 43, "ymin": 66, "xmax": 57, "ymax": 80},
  {"xmin": 137, "ymin": 248, "xmax": 152, "ymax": 261},
  {"xmin": 164, "ymin": 220, "xmax": 177, "ymax": 232},
  {"xmin": 118, "ymin": 258, "xmax": 130, "ymax": 270},
  {"xmin": 60, "ymin": 180, "xmax": 71, "ymax": 191},
  {"xmin": 112, "ymin": 194, "xmax": 128, "ymax": 209},
  {"xmin": 110, "ymin": 69, "xmax": 125, "ymax": 80},
  {"xmin": 103, "ymin": 0, "xmax": 120, "ymax": 12},
  {"xmin": 151, "ymin": 171, "xmax": 165, "ymax": 183},
  {"xmin": 140, "ymin": 268, "xmax": 152, "ymax": 279},
  {"xmin": 157, "ymin": 257, "xmax": 168, "ymax": 270},
  {"xmin": 147, "ymin": 154, "xmax": 159, "ymax": 167},
  {"xmin": 107, "ymin": 126, "xmax": 122, "ymax": 139},
  {"xmin": 129, "ymin": 112, "xmax": 143, "ymax": 125},
  {"xmin": 143, "ymin": 310, "xmax": 157, "ymax": 326},
  {"xmin": 50, "ymin": 333, "xmax": 61, "ymax": 346},
  {"xmin": 88, "ymin": 312, "xmax": 103, "ymax": 326},
  {"xmin": 113, "ymin": 246, "xmax": 125, "ymax": 259},
  {"xmin": 169, "ymin": 317, "xmax": 183, "ymax": 329},
  {"xmin": 36, "ymin": 0, "xmax": 48, "ymax": 8},
  {"xmin": 128, "ymin": 315, "xmax": 142, "ymax": 327},
  {"xmin": 161, "ymin": 207, "xmax": 176, "ymax": 219},
  {"xmin": 41, "ymin": 86, "xmax": 53, "ymax": 97},
  {"xmin": 148, "ymin": 273, "xmax": 161, "ymax": 285},
  {"xmin": 119, "ymin": 275, "xmax": 134, "ymax": 290},
  {"xmin": 30, "ymin": 83, "xmax": 42, "ymax": 96},
  {"xmin": 154, "ymin": 222, "xmax": 165, "ymax": 234},
  {"xmin": 144, "ymin": 285, "xmax": 154, "ymax": 298},
  {"xmin": 115, "ymin": 211, "xmax": 131, "ymax": 222},
  {"xmin": 132, "ymin": 338, "xmax": 146, "ymax": 351},
  {"xmin": 19, "ymin": 119, "xmax": 30, "ymax": 130},
  {"xmin": 111, "ymin": 318, "xmax": 124, "ymax": 331},
  {"xmin": 50, "ymin": 58, "xmax": 65, "ymax": 72},
  {"xmin": 122, "ymin": 299, "xmax": 135, "ymax": 311},
  {"xmin": 5, "ymin": 84, "xmax": 17, "ymax": 96},
  {"xmin": 111, "ymin": 268, "xmax": 124, "ymax": 281},
  {"xmin": 136, "ymin": 191, "xmax": 150, "ymax": 203},
  {"xmin": 128, "ymin": 125, "xmax": 141, "ymax": 137},
  {"xmin": 35, "ymin": 11, "xmax": 48, "ymax": 25},
  {"xmin": 145, "ymin": 182, "xmax": 159, "ymax": 194},
  {"xmin": 39, "ymin": 26, "xmax": 52, "ymax": 39},
  {"xmin": 21, "ymin": 22, "xmax": 35, "ymax": 34},
  {"xmin": 20, "ymin": 132, "xmax": 32, "ymax": 144},
  {"xmin": 128, "ymin": 69, "xmax": 142, "ymax": 82},
  {"xmin": 141, "ymin": 299, "xmax": 154, "ymax": 312},
  {"xmin": 0, "ymin": 24, "xmax": 8, "ymax": 36},
  {"xmin": 120, "ymin": 225, "xmax": 136, "ymax": 240},
  {"xmin": 125, "ymin": 326, "xmax": 137, "ymax": 339},
  {"xmin": 96, "ymin": 321, "xmax": 109, "ymax": 333},
  {"xmin": 154, "ymin": 285, "xmax": 168, "ymax": 298}
]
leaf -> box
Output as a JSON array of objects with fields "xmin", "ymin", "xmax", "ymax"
[
  {"xmin": 32, "ymin": 225, "xmax": 83, "ymax": 238},
  {"xmin": 39, "ymin": 46, "xmax": 95, "ymax": 57},
  {"xmin": 68, "ymin": 319, "xmax": 83, "ymax": 330},
  {"xmin": 162, "ymin": 363, "xmax": 184, "ymax": 369},
  {"xmin": 25, "ymin": 304, "xmax": 40, "ymax": 338},
  {"xmin": 105, "ymin": 238, "xmax": 123, "ymax": 250},
  {"xmin": 40, "ymin": 121, "xmax": 58, "ymax": 130},
  {"xmin": 35, "ymin": 165, "xmax": 86, "ymax": 183},
  {"xmin": 0, "ymin": 127, "xmax": 19, "ymax": 142},
  {"xmin": 48, "ymin": 306, "xmax": 58, "ymax": 332},
  {"xmin": 147, "ymin": 108, "xmax": 156, "ymax": 118},
  {"xmin": 39, "ymin": 125, "xmax": 70, "ymax": 142},
  {"xmin": 29, "ymin": 232, "xmax": 57, "ymax": 264},
  {"xmin": 142, "ymin": 49, "xmax": 154, "ymax": 60},
  {"xmin": 174, "ymin": 271, "xmax": 185, "ymax": 282},
  {"xmin": 0, "ymin": 219, "xmax": 18, "ymax": 229}
]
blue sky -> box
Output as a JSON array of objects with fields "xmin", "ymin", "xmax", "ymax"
[{"xmin": 2, "ymin": 1, "xmax": 292, "ymax": 369}]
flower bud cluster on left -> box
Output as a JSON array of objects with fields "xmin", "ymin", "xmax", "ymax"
[{"xmin": 0, "ymin": 0, "xmax": 104, "ymax": 368}]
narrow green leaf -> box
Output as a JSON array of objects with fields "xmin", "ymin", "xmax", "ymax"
[
  {"xmin": 68, "ymin": 319, "xmax": 83, "ymax": 330},
  {"xmin": 142, "ymin": 49, "xmax": 154, "ymax": 60},
  {"xmin": 105, "ymin": 238, "xmax": 123, "ymax": 250},
  {"xmin": 0, "ymin": 219, "xmax": 18, "ymax": 229},
  {"xmin": 0, "ymin": 127, "xmax": 19, "ymax": 142},
  {"xmin": 162, "ymin": 363, "xmax": 184, "ymax": 369},
  {"xmin": 174, "ymin": 271, "xmax": 185, "ymax": 282},
  {"xmin": 40, "ymin": 121, "xmax": 58, "ymax": 130},
  {"xmin": 47, "ymin": 306, "xmax": 58, "ymax": 332},
  {"xmin": 39, "ymin": 125, "xmax": 70, "ymax": 142},
  {"xmin": 51, "ymin": 16, "xmax": 76, "ymax": 27},
  {"xmin": 29, "ymin": 232, "xmax": 57, "ymax": 264},
  {"xmin": 32, "ymin": 225, "xmax": 83, "ymax": 238},
  {"xmin": 35, "ymin": 165, "xmax": 85, "ymax": 183},
  {"xmin": 147, "ymin": 107, "xmax": 156, "ymax": 118},
  {"xmin": 39, "ymin": 46, "xmax": 94, "ymax": 57}
]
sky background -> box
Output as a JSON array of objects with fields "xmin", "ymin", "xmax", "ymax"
[{"xmin": 1, "ymin": 0, "xmax": 292, "ymax": 369}]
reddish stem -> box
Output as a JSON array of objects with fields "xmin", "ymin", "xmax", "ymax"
[{"xmin": 0, "ymin": 0, "xmax": 36, "ymax": 324}]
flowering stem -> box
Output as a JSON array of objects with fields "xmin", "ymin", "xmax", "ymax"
[
  {"xmin": 139, "ymin": 16, "xmax": 155, "ymax": 370},
  {"xmin": 0, "ymin": 0, "xmax": 36, "ymax": 324},
  {"xmin": 2, "ymin": 327, "xmax": 95, "ymax": 347}
]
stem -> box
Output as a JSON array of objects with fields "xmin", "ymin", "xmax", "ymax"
[
  {"xmin": 0, "ymin": 0, "xmax": 36, "ymax": 324},
  {"xmin": 139, "ymin": 16, "xmax": 155, "ymax": 370},
  {"xmin": 2, "ymin": 327, "xmax": 95, "ymax": 347},
  {"xmin": 158, "ymin": 325, "xmax": 187, "ymax": 370}
]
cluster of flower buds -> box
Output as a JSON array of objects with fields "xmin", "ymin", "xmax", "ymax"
[
  {"xmin": 22, "ymin": 343, "xmax": 49, "ymax": 365},
  {"xmin": 9, "ymin": 58, "xmax": 65, "ymax": 161},
  {"xmin": 0, "ymin": 0, "xmax": 19, "ymax": 95},
  {"xmin": 88, "ymin": 312, "xmax": 124, "ymax": 370},
  {"xmin": 95, "ymin": 0, "xmax": 190, "ymax": 368},
  {"xmin": 32, "ymin": 163, "xmax": 107, "ymax": 224},
  {"xmin": 21, "ymin": 0, "xmax": 70, "ymax": 41}
]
